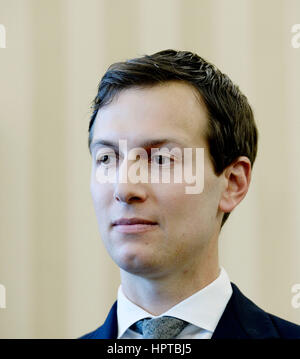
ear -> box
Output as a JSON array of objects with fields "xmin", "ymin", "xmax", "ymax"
[{"xmin": 219, "ymin": 156, "xmax": 252, "ymax": 214}]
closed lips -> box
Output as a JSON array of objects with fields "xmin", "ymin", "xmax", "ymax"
[{"xmin": 112, "ymin": 218, "xmax": 157, "ymax": 225}]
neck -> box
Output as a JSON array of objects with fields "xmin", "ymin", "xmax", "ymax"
[{"xmin": 120, "ymin": 240, "xmax": 220, "ymax": 316}]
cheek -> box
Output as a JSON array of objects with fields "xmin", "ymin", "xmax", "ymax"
[
  {"xmin": 158, "ymin": 181, "xmax": 218, "ymax": 231},
  {"xmin": 90, "ymin": 178, "xmax": 112, "ymax": 212},
  {"xmin": 90, "ymin": 178, "xmax": 100, "ymax": 207},
  {"xmin": 156, "ymin": 184, "xmax": 198, "ymax": 227}
]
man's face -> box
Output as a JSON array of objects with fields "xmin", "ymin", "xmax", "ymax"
[{"xmin": 90, "ymin": 82, "xmax": 225, "ymax": 279}]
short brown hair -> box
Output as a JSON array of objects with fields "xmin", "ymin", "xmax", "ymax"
[{"xmin": 88, "ymin": 49, "xmax": 258, "ymax": 226}]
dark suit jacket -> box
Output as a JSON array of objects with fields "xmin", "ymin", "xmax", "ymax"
[{"xmin": 79, "ymin": 283, "xmax": 300, "ymax": 339}]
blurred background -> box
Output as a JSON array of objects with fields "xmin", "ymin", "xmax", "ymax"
[{"xmin": 0, "ymin": 0, "xmax": 300, "ymax": 338}]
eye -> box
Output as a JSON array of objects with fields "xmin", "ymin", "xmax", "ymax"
[
  {"xmin": 96, "ymin": 153, "xmax": 116, "ymax": 166},
  {"xmin": 97, "ymin": 154, "xmax": 109, "ymax": 165},
  {"xmin": 152, "ymin": 154, "xmax": 173, "ymax": 166}
]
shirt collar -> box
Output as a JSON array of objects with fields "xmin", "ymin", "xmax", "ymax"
[{"xmin": 117, "ymin": 267, "xmax": 232, "ymax": 338}]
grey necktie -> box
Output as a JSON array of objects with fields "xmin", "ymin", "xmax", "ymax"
[{"xmin": 130, "ymin": 316, "xmax": 189, "ymax": 339}]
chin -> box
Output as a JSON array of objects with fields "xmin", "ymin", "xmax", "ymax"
[{"xmin": 114, "ymin": 251, "xmax": 159, "ymax": 276}]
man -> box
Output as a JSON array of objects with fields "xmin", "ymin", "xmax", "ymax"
[{"xmin": 80, "ymin": 49, "xmax": 300, "ymax": 339}]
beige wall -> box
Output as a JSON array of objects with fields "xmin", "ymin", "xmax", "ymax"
[{"xmin": 0, "ymin": 0, "xmax": 299, "ymax": 338}]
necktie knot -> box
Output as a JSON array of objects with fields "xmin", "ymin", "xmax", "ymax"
[{"xmin": 131, "ymin": 316, "xmax": 189, "ymax": 339}]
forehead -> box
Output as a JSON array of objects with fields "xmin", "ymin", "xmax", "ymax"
[{"xmin": 92, "ymin": 81, "xmax": 208, "ymax": 148}]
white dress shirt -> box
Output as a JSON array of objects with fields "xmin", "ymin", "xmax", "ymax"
[{"xmin": 117, "ymin": 267, "xmax": 232, "ymax": 339}]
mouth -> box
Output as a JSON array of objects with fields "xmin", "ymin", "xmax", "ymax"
[
  {"xmin": 113, "ymin": 223, "xmax": 158, "ymax": 234},
  {"xmin": 112, "ymin": 217, "xmax": 158, "ymax": 234}
]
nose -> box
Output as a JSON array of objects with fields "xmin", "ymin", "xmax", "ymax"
[
  {"xmin": 114, "ymin": 183, "xmax": 148, "ymax": 204},
  {"xmin": 113, "ymin": 157, "xmax": 149, "ymax": 204}
]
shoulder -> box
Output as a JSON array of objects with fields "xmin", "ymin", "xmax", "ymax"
[
  {"xmin": 230, "ymin": 283, "xmax": 300, "ymax": 339},
  {"xmin": 79, "ymin": 327, "xmax": 102, "ymax": 339},
  {"xmin": 78, "ymin": 301, "xmax": 118, "ymax": 339},
  {"xmin": 268, "ymin": 313, "xmax": 300, "ymax": 339}
]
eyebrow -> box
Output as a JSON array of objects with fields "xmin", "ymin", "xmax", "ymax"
[{"xmin": 90, "ymin": 138, "xmax": 187, "ymax": 153}]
